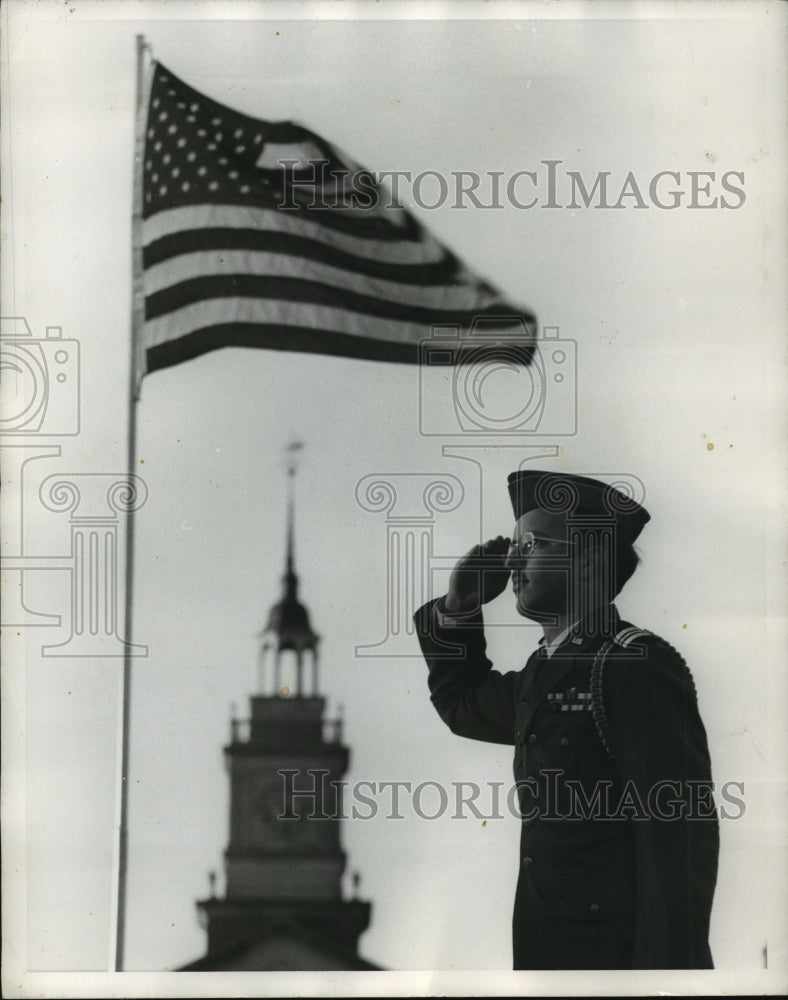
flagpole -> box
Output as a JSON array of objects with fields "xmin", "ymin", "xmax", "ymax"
[{"xmin": 110, "ymin": 33, "xmax": 151, "ymax": 973}]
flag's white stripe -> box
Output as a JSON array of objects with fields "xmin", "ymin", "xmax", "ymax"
[
  {"xmin": 144, "ymin": 249, "xmax": 504, "ymax": 313},
  {"xmin": 142, "ymin": 204, "xmax": 440, "ymax": 265},
  {"xmin": 255, "ymin": 138, "xmax": 363, "ymax": 173},
  {"xmin": 143, "ymin": 297, "xmax": 524, "ymax": 352},
  {"xmin": 256, "ymin": 140, "xmax": 326, "ymax": 170}
]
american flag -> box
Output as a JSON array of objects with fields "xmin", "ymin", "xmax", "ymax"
[{"xmin": 138, "ymin": 61, "xmax": 535, "ymax": 379}]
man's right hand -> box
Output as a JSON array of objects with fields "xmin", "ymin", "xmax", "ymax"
[{"xmin": 444, "ymin": 536, "xmax": 512, "ymax": 613}]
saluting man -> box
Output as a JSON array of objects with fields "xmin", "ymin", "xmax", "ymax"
[{"xmin": 414, "ymin": 470, "xmax": 719, "ymax": 970}]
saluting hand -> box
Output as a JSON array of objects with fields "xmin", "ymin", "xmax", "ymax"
[{"xmin": 444, "ymin": 535, "xmax": 512, "ymax": 613}]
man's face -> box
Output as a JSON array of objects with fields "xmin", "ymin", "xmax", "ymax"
[{"xmin": 504, "ymin": 508, "xmax": 575, "ymax": 621}]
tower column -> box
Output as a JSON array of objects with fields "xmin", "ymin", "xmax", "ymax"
[{"xmin": 296, "ymin": 650, "xmax": 304, "ymax": 697}]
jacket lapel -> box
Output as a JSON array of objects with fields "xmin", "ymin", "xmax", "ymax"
[{"xmin": 519, "ymin": 647, "xmax": 544, "ymax": 705}]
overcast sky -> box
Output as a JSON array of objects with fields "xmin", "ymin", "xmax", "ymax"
[{"xmin": 2, "ymin": 2, "xmax": 786, "ymax": 997}]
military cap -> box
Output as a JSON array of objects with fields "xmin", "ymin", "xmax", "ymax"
[{"xmin": 507, "ymin": 469, "xmax": 651, "ymax": 542}]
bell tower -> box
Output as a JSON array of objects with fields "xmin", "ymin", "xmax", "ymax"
[{"xmin": 182, "ymin": 444, "xmax": 379, "ymax": 971}]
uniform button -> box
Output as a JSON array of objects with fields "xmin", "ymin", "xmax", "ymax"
[
  {"xmin": 521, "ymin": 856, "xmax": 533, "ymax": 868},
  {"xmin": 560, "ymin": 737, "xmax": 570, "ymax": 747},
  {"xmin": 528, "ymin": 734, "xmax": 538, "ymax": 744},
  {"xmin": 589, "ymin": 902, "xmax": 600, "ymax": 913},
  {"xmin": 515, "ymin": 729, "xmax": 521, "ymax": 740}
]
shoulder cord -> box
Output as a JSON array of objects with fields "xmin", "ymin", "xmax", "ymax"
[
  {"xmin": 589, "ymin": 638, "xmax": 620, "ymax": 758},
  {"xmin": 589, "ymin": 628, "xmax": 698, "ymax": 759}
]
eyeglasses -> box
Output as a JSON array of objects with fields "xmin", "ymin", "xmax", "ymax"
[{"xmin": 507, "ymin": 531, "xmax": 577, "ymax": 559}]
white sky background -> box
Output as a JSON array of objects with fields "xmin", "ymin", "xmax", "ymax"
[{"xmin": 2, "ymin": 1, "xmax": 786, "ymax": 996}]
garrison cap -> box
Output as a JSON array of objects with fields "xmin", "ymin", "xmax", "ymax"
[{"xmin": 507, "ymin": 470, "xmax": 650, "ymax": 543}]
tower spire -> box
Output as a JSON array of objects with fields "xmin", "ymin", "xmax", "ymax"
[
  {"xmin": 284, "ymin": 440, "xmax": 302, "ymax": 595},
  {"xmin": 259, "ymin": 442, "xmax": 320, "ymax": 696}
]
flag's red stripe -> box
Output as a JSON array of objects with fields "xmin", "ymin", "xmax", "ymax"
[
  {"xmin": 143, "ymin": 251, "xmax": 503, "ymax": 313},
  {"xmin": 144, "ymin": 191, "xmax": 424, "ymax": 242},
  {"xmin": 145, "ymin": 322, "xmax": 536, "ymax": 375},
  {"xmin": 145, "ymin": 323, "xmax": 422, "ymax": 373},
  {"xmin": 143, "ymin": 204, "xmax": 445, "ymax": 266},
  {"xmin": 142, "ymin": 228, "xmax": 459, "ymax": 285},
  {"xmin": 145, "ymin": 274, "xmax": 528, "ymax": 327}
]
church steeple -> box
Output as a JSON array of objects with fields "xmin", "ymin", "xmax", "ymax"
[
  {"xmin": 180, "ymin": 441, "xmax": 379, "ymax": 971},
  {"xmin": 259, "ymin": 443, "xmax": 320, "ymax": 696}
]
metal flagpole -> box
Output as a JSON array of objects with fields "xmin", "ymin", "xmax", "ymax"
[{"xmin": 109, "ymin": 33, "xmax": 153, "ymax": 972}]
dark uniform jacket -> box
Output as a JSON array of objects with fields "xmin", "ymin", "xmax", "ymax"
[{"xmin": 414, "ymin": 598, "xmax": 719, "ymax": 970}]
